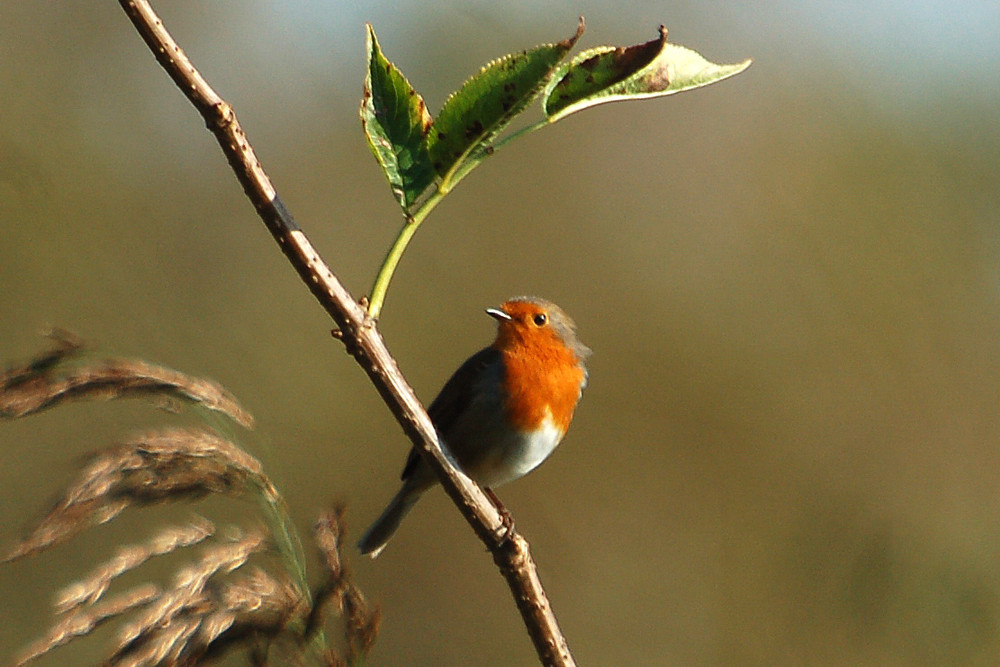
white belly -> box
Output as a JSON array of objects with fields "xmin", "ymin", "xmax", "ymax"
[
  {"xmin": 506, "ymin": 416, "xmax": 564, "ymax": 479},
  {"xmin": 473, "ymin": 411, "xmax": 565, "ymax": 488}
]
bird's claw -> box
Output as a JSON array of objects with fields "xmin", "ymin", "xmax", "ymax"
[{"xmin": 485, "ymin": 487, "xmax": 516, "ymax": 545}]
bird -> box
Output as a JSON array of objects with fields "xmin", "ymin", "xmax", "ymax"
[{"xmin": 357, "ymin": 296, "xmax": 590, "ymax": 558}]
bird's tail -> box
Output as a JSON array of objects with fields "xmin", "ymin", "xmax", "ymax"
[{"xmin": 357, "ymin": 484, "xmax": 423, "ymax": 558}]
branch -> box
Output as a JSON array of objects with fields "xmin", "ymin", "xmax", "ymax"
[{"xmin": 116, "ymin": 2, "xmax": 575, "ymax": 664}]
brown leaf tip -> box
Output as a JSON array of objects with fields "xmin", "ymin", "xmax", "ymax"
[{"xmin": 557, "ymin": 16, "xmax": 585, "ymax": 50}]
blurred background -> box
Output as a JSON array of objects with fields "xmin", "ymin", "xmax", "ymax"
[{"xmin": 2, "ymin": 1, "xmax": 1000, "ymax": 664}]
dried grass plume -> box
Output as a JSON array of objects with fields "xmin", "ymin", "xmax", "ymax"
[{"xmin": 3, "ymin": 335, "xmax": 378, "ymax": 666}]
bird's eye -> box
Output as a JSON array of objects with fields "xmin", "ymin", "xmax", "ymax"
[{"xmin": 533, "ymin": 313, "xmax": 547, "ymax": 326}]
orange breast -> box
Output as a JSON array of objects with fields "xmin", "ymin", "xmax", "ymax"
[{"xmin": 500, "ymin": 342, "xmax": 585, "ymax": 434}]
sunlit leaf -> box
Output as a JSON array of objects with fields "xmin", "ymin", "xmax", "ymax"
[
  {"xmin": 428, "ymin": 20, "xmax": 584, "ymax": 188},
  {"xmin": 361, "ymin": 24, "xmax": 435, "ymax": 210},
  {"xmin": 543, "ymin": 26, "xmax": 752, "ymax": 123}
]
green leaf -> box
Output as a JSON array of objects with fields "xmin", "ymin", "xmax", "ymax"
[
  {"xmin": 361, "ymin": 24, "xmax": 435, "ymax": 210},
  {"xmin": 428, "ymin": 20, "xmax": 584, "ymax": 189},
  {"xmin": 543, "ymin": 26, "xmax": 752, "ymax": 123}
]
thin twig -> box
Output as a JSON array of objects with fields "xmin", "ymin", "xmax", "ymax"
[{"xmin": 116, "ymin": 2, "xmax": 575, "ymax": 664}]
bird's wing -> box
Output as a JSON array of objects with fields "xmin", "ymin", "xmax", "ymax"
[{"xmin": 400, "ymin": 347, "xmax": 500, "ymax": 481}]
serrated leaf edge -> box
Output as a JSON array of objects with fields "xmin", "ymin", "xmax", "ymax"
[
  {"xmin": 429, "ymin": 19, "xmax": 584, "ymax": 187},
  {"xmin": 361, "ymin": 24, "xmax": 435, "ymax": 209}
]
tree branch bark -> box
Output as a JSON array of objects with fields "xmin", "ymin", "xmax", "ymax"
[{"xmin": 116, "ymin": 2, "xmax": 575, "ymax": 664}]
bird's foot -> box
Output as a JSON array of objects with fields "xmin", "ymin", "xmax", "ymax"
[{"xmin": 485, "ymin": 487, "xmax": 515, "ymax": 545}]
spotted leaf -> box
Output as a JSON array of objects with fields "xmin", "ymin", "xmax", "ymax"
[
  {"xmin": 543, "ymin": 26, "xmax": 752, "ymax": 123},
  {"xmin": 428, "ymin": 20, "xmax": 584, "ymax": 188},
  {"xmin": 362, "ymin": 24, "xmax": 435, "ymax": 210}
]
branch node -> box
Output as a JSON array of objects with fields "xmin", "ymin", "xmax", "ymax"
[{"xmin": 213, "ymin": 102, "xmax": 234, "ymax": 128}]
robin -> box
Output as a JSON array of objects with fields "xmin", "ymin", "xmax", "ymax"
[{"xmin": 358, "ymin": 296, "xmax": 590, "ymax": 557}]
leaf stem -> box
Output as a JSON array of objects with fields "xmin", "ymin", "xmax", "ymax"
[
  {"xmin": 367, "ymin": 188, "xmax": 446, "ymax": 319},
  {"xmin": 367, "ymin": 119, "xmax": 550, "ymax": 320},
  {"xmin": 489, "ymin": 119, "xmax": 549, "ymax": 153},
  {"xmin": 439, "ymin": 119, "xmax": 550, "ymax": 195}
]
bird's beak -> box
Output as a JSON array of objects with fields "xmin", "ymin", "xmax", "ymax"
[{"xmin": 486, "ymin": 307, "xmax": 512, "ymax": 321}]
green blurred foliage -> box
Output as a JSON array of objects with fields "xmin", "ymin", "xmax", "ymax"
[{"xmin": 2, "ymin": 1, "xmax": 1000, "ymax": 665}]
